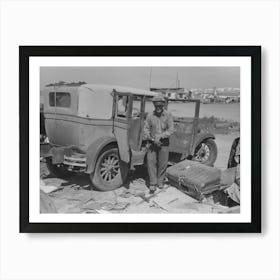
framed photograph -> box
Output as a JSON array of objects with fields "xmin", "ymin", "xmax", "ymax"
[{"xmin": 20, "ymin": 46, "xmax": 261, "ymax": 233}]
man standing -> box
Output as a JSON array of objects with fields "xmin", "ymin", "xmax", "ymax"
[{"xmin": 143, "ymin": 93, "xmax": 174, "ymax": 193}]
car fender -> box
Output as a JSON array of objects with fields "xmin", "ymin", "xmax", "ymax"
[
  {"xmin": 85, "ymin": 136, "xmax": 119, "ymax": 174},
  {"xmin": 191, "ymin": 133, "xmax": 215, "ymax": 155}
]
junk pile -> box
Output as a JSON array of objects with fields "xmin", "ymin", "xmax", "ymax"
[
  {"xmin": 39, "ymin": 137, "xmax": 240, "ymax": 213},
  {"xmin": 220, "ymin": 164, "xmax": 240, "ymax": 205},
  {"xmin": 166, "ymin": 160, "xmax": 240, "ymax": 208},
  {"xmin": 39, "ymin": 175, "xmax": 233, "ymax": 214},
  {"xmin": 166, "ymin": 136, "xmax": 240, "ymax": 208},
  {"xmin": 115, "ymin": 179, "xmax": 230, "ymax": 213},
  {"xmin": 40, "ymin": 180, "xmax": 57, "ymax": 213}
]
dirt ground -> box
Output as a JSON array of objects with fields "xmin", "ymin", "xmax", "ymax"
[{"xmin": 40, "ymin": 132, "xmax": 239, "ymax": 214}]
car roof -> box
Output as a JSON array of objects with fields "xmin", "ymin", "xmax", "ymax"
[
  {"xmin": 43, "ymin": 84, "xmax": 157, "ymax": 97},
  {"xmin": 80, "ymin": 84, "xmax": 156, "ymax": 97}
]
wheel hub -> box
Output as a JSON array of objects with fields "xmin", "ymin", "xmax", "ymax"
[
  {"xmin": 100, "ymin": 154, "xmax": 120, "ymax": 182},
  {"xmin": 195, "ymin": 143, "xmax": 210, "ymax": 162}
]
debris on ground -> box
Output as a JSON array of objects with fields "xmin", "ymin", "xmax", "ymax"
[
  {"xmin": 40, "ymin": 179, "xmax": 63, "ymax": 193},
  {"xmin": 39, "ymin": 149, "xmax": 240, "ymax": 214},
  {"xmin": 224, "ymin": 183, "xmax": 240, "ymax": 204},
  {"xmin": 39, "ymin": 172, "xmax": 235, "ymax": 213},
  {"xmin": 40, "ymin": 190, "xmax": 57, "ymax": 213}
]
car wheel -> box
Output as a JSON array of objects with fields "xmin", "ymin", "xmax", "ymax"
[
  {"xmin": 193, "ymin": 138, "xmax": 218, "ymax": 166},
  {"xmin": 46, "ymin": 158, "xmax": 74, "ymax": 179},
  {"xmin": 90, "ymin": 147, "xmax": 128, "ymax": 191}
]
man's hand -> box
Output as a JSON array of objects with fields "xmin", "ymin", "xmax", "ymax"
[{"xmin": 154, "ymin": 135, "xmax": 162, "ymax": 146}]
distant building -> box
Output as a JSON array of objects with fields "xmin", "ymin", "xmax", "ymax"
[
  {"xmin": 150, "ymin": 86, "xmax": 240, "ymax": 103},
  {"xmin": 150, "ymin": 87, "xmax": 186, "ymax": 100}
]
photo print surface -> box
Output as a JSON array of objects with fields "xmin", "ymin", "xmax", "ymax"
[{"xmin": 40, "ymin": 66, "xmax": 240, "ymax": 214}]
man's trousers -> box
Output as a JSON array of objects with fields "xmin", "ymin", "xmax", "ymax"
[{"xmin": 147, "ymin": 145, "xmax": 169, "ymax": 186}]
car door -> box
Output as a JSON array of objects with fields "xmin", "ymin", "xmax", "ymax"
[
  {"xmin": 50, "ymin": 90, "xmax": 78, "ymax": 146},
  {"xmin": 169, "ymin": 100, "xmax": 199, "ymax": 157},
  {"xmin": 112, "ymin": 91, "xmax": 131, "ymax": 163}
]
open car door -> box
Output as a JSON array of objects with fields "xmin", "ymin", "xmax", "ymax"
[
  {"xmin": 169, "ymin": 100, "xmax": 200, "ymax": 159},
  {"xmin": 112, "ymin": 90, "xmax": 131, "ymax": 163}
]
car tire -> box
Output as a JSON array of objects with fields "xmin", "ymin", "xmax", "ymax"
[
  {"xmin": 90, "ymin": 147, "xmax": 128, "ymax": 191},
  {"xmin": 46, "ymin": 158, "xmax": 74, "ymax": 179},
  {"xmin": 193, "ymin": 138, "xmax": 218, "ymax": 166}
]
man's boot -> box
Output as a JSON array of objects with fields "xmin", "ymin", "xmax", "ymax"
[{"xmin": 149, "ymin": 185, "xmax": 157, "ymax": 194}]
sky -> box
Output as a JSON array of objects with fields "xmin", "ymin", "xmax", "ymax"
[{"xmin": 40, "ymin": 67, "xmax": 240, "ymax": 90}]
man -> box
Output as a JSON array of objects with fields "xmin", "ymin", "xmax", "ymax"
[{"xmin": 143, "ymin": 93, "xmax": 174, "ymax": 193}]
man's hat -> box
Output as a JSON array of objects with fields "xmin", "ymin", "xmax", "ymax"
[{"xmin": 152, "ymin": 93, "xmax": 165, "ymax": 104}]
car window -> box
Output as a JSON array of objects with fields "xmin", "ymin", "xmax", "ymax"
[
  {"xmin": 116, "ymin": 95, "xmax": 128, "ymax": 118},
  {"xmin": 49, "ymin": 92, "xmax": 71, "ymax": 108},
  {"xmin": 132, "ymin": 96, "xmax": 142, "ymax": 118},
  {"xmin": 49, "ymin": 92, "xmax": 56, "ymax": 106},
  {"xmin": 115, "ymin": 95, "xmax": 144, "ymax": 118}
]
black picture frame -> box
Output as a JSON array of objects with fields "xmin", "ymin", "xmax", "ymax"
[{"xmin": 20, "ymin": 46, "xmax": 261, "ymax": 233}]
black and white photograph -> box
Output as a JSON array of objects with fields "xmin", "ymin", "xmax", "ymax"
[
  {"xmin": 20, "ymin": 46, "xmax": 260, "ymax": 233},
  {"xmin": 39, "ymin": 66, "xmax": 241, "ymax": 214}
]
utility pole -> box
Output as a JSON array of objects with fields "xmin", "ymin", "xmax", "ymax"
[
  {"xmin": 149, "ymin": 67, "xmax": 153, "ymax": 90},
  {"xmin": 176, "ymin": 72, "xmax": 180, "ymax": 88}
]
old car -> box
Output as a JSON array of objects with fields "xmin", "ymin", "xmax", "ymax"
[{"xmin": 42, "ymin": 84, "xmax": 217, "ymax": 191}]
